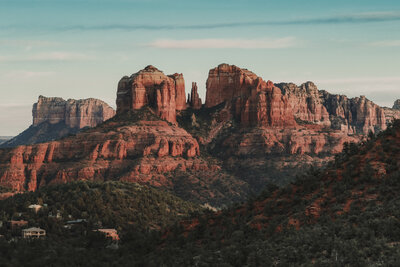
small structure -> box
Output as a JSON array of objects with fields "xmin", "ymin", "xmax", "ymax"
[
  {"xmin": 64, "ymin": 219, "xmax": 87, "ymax": 229},
  {"xmin": 48, "ymin": 211, "xmax": 62, "ymax": 219},
  {"xmin": 66, "ymin": 219, "xmax": 87, "ymax": 225},
  {"xmin": 22, "ymin": 227, "xmax": 46, "ymax": 238},
  {"xmin": 96, "ymin": 229, "xmax": 119, "ymax": 241},
  {"xmin": 9, "ymin": 220, "xmax": 28, "ymax": 229},
  {"xmin": 28, "ymin": 204, "xmax": 42, "ymax": 213}
]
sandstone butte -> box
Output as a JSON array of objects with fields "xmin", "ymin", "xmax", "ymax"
[
  {"xmin": 0, "ymin": 63, "xmax": 398, "ymax": 204},
  {"xmin": 33, "ymin": 95, "xmax": 116, "ymax": 129},
  {"xmin": 116, "ymin": 65, "xmax": 186, "ymax": 124},
  {"xmin": 1, "ymin": 96, "xmax": 116, "ymax": 148},
  {"xmin": 205, "ymin": 64, "xmax": 296, "ymax": 127},
  {"xmin": 0, "ymin": 66, "xmax": 204, "ymax": 193}
]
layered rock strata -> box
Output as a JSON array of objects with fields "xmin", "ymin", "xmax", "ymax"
[
  {"xmin": 383, "ymin": 100, "xmax": 400, "ymax": 124},
  {"xmin": 33, "ymin": 96, "xmax": 115, "ymax": 128},
  {"xmin": 205, "ymin": 64, "xmax": 296, "ymax": 127},
  {"xmin": 1, "ymin": 96, "xmax": 115, "ymax": 148},
  {"xmin": 116, "ymin": 65, "xmax": 186, "ymax": 123},
  {"xmin": 276, "ymin": 83, "xmax": 387, "ymax": 134},
  {"xmin": 0, "ymin": 120, "xmax": 200, "ymax": 191}
]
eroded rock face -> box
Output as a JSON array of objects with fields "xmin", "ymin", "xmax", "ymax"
[
  {"xmin": 321, "ymin": 92, "xmax": 386, "ymax": 134},
  {"xmin": 277, "ymin": 82, "xmax": 331, "ymax": 126},
  {"xmin": 188, "ymin": 82, "xmax": 202, "ymax": 110},
  {"xmin": 383, "ymin": 100, "xmax": 400, "ymax": 124},
  {"xmin": 393, "ymin": 100, "xmax": 400, "ymax": 110},
  {"xmin": 116, "ymin": 65, "xmax": 186, "ymax": 123},
  {"xmin": 276, "ymin": 82, "xmax": 387, "ymax": 134},
  {"xmin": 205, "ymin": 64, "xmax": 296, "ymax": 127},
  {"xmin": 0, "ymin": 120, "xmax": 200, "ymax": 191},
  {"xmin": 1, "ymin": 96, "xmax": 116, "ymax": 148},
  {"xmin": 33, "ymin": 96, "xmax": 115, "ymax": 128}
]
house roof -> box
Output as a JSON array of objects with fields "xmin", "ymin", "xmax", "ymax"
[
  {"xmin": 28, "ymin": 204, "xmax": 42, "ymax": 208},
  {"xmin": 97, "ymin": 229, "xmax": 118, "ymax": 233},
  {"xmin": 22, "ymin": 227, "xmax": 45, "ymax": 232}
]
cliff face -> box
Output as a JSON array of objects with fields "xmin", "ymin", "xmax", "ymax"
[
  {"xmin": 33, "ymin": 96, "xmax": 115, "ymax": 128},
  {"xmin": 277, "ymin": 82, "xmax": 331, "ymax": 126},
  {"xmin": 383, "ymin": 99, "xmax": 400, "ymax": 124},
  {"xmin": 0, "ymin": 119, "xmax": 200, "ymax": 192},
  {"xmin": 321, "ymin": 92, "xmax": 386, "ymax": 134},
  {"xmin": 276, "ymin": 82, "xmax": 387, "ymax": 134},
  {"xmin": 181, "ymin": 64, "xmax": 392, "ymax": 191},
  {"xmin": 205, "ymin": 64, "xmax": 296, "ymax": 127},
  {"xmin": 116, "ymin": 65, "xmax": 186, "ymax": 123},
  {"xmin": 0, "ymin": 63, "xmax": 397, "ymax": 206}
]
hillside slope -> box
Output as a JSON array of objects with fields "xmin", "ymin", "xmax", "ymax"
[
  {"xmin": 153, "ymin": 119, "xmax": 400, "ymax": 266},
  {"xmin": 0, "ymin": 181, "xmax": 202, "ymax": 266}
]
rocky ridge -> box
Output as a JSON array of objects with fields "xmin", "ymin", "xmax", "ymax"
[
  {"xmin": 393, "ymin": 99, "xmax": 400, "ymax": 110},
  {"xmin": 383, "ymin": 100, "xmax": 400, "ymax": 125},
  {"xmin": 1, "ymin": 96, "xmax": 115, "ymax": 148},
  {"xmin": 0, "ymin": 64, "xmax": 397, "ymax": 205}
]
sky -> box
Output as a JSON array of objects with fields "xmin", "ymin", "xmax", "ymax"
[{"xmin": 0, "ymin": 0, "xmax": 400, "ymax": 135}]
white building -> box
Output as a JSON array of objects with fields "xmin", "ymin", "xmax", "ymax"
[
  {"xmin": 28, "ymin": 204, "xmax": 42, "ymax": 213},
  {"xmin": 22, "ymin": 227, "xmax": 46, "ymax": 238}
]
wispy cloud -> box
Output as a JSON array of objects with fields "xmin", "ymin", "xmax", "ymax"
[
  {"xmin": 0, "ymin": 39, "xmax": 58, "ymax": 47},
  {"xmin": 147, "ymin": 37, "xmax": 297, "ymax": 49},
  {"xmin": 369, "ymin": 40, "xmax": 400, "ymax": 47},
  {"xmin": 0, "ymin": 52, "xmax": 91, "ymax": 63},
  {"xmin": 41, "ymin": 11, "xmax": 400, "ymax": 32},
  {"xmin": 0, "ymin": 39, "xmax": 59, "ymax": 51}
]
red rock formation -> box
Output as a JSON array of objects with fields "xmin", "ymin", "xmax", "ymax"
[
  {"xmin": 383, "ymin": 100, "xmax": 400, "ymax": 124},
  {"xmin": 116, "ymin": 65, "xmax": 186, "ymax": 123},
  {"xmin": 33, "ymin": 95, "xmax": 115, "ymax": 128},
  {"xmin": 170, "ymin": 73, "xmax": 186, "ymax": 111},
  {"xmin": 0, "ymin": 120, "xmax": 200, "ymax": 191},
  {"xmin": 205, "ymin": 64, "xmax": 296, "ymax": 127},
  {"xmin": 277, "ymin": 82, "xmax": 387, "ymax": 134},
  {"xmin": 321, "ymin": 92, "xmax": 386, "ymax": 134},
  {"xmin": 188, "ymin": 82, "xmax": 202, "ymax": 109},
  {"xmin": 1, "ymin": 96, "xmax": 116, "ymax": 148},
  {"xmin": 393, "ymin": 100, "xmax": 400, "ymax": 110},
  {"xmin": 277, "ymin": 82, "xmax": 331, "ymax": 126}
]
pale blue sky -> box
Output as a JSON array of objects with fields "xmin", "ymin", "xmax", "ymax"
[{"xmin": 1, "ymin": 0, "xmax": 400, "ymax": 135}]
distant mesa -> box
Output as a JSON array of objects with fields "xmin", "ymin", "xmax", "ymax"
[
  {"xmin": 33, "ymin": 95, "xmax": 115, "ymax": 128},
  {"xmin": 1, "ymin": 96, "xmax": 115, "ymax": 148}
]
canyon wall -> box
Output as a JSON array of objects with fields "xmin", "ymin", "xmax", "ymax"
[{"xmin": 205, "ymin": 64, "xmax": 296, "ymax": 127}]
